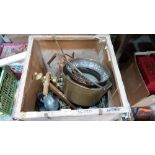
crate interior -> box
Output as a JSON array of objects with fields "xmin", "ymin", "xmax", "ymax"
[{"xmin": 21, "ymin": 38, "xmax": 123, "ymax": 112}]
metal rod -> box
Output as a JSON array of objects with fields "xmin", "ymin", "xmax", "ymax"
[{"xmin": 47, "ymin": 53, "xmax": 57, "ymax": 65}]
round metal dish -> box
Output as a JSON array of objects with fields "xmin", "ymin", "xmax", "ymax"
[{"xmin": 63, "ymin": 58, "xmax": 110, "ymax": 88}]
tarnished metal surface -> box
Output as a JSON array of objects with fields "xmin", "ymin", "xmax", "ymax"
[
  {"xmin": 64, "ymin": 58, "xmax": 110, "ymax": 87},
  {"xmin": 63, "ymin": 62, "xmax": 112, "ymax": 106}
]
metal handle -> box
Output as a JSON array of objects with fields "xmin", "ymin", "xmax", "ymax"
[{"xmin": 101, "ymin": 80, "xmax": 112, "ymax": 95}]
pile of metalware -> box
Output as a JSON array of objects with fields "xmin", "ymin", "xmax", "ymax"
[{"xmin": 35, "ymin": 37, "xmax": 112, "ymax": 111}]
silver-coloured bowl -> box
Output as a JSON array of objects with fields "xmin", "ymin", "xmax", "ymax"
[{"xmin": 63, "ymin": 58, "xmax": 110, "ymax": 88}]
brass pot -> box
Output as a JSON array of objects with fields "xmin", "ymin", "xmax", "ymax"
[
  {"xmin": 63, "ymin": 75, "xmax": 112, "ymax": 107},
  {"xmin": 63, "ymin": 58, "xmax": 112, "ymax": 107}
]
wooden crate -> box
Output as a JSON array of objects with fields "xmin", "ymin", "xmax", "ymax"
[{"xmin": 13, "ymin": 35, "xmax": 132, "ymax": 121}]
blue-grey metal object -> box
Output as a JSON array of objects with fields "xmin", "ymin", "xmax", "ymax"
[{"xmin": 37, "ymin": 92, "xmax": 59, "ymax": 111}]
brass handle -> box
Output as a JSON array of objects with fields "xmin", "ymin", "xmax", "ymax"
[{"xmin": 43, "ymin": 72, "xmax": 51, "ymax": 96}]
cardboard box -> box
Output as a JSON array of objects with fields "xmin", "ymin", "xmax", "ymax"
[
  {"xmin": 13, "ymin": 35, "xmax": 131, "ymax": 121},
  {"xmin": 121, "ymin": 51, "xmax": 155, "ymax": 108}
]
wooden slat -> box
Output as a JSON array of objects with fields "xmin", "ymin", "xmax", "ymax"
[{"xmin": 17, "ymin": 107, "xmax": 130, "ymax": 121}]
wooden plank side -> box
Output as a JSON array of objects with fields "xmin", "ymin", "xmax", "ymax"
[
  {"xmin": 13, "ymin": 37, "xmax": 34, "ymax": 119},
  {"xmin": 21, "ymin": 40, "xmax": 47, "ymax": 111},
  {"xmin": 31, "ymin": 35, "xmax": 105, "ymax": 41},
  {"xmin": 18, "ymin": 114, "xmax": 123, "ymax": 121},
  {"xmin": 105, "ymin": 35, "xmax": 131, "ymax": 109},
  {"xmin": 17, "ymin": 107, "xmax": 130, "ymax": 121},
  {"xmin": 38, "ymin": 40, "xmax": 98, "ymax": 50}
]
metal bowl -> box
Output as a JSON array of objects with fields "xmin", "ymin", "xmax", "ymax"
[{"xmin": 63, "ymin": 58, "xmax": 110, "ymax": 88}]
